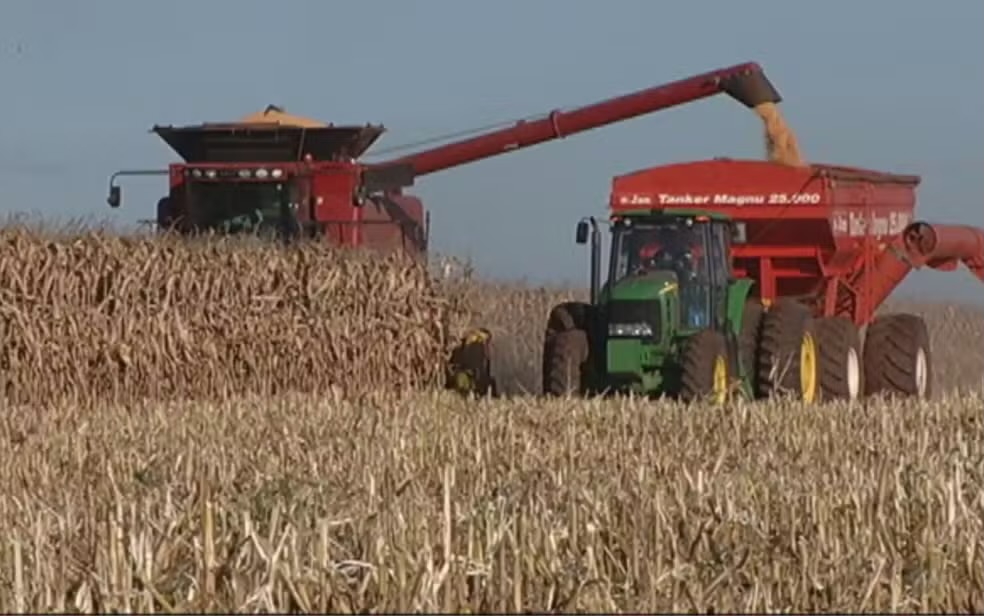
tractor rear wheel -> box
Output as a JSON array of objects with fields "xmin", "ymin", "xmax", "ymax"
[
  {"xmin": 814, "ymin": 316, "xmax": 863, "ymax": 401},
  {"xmin": 679, "ymin": 330, "xmax": 731, "ymax": 404},
  {"xmin": 739, "ymin": 299, "xmax": 765, "ymax": 396},
  {"xmin": 756, "ymin": 298, "xmax": 819, "ymax": 402},
  {"xmin": 542, "ymin": 328, "xmax": 590, "ymax": 396},
  {"xmin": 863, "ymin": 313, "xmax": 932, "ymax": 399}
]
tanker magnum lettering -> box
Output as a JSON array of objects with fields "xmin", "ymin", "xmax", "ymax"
[
  {"xmin": 617, "ymin": 192, "xmax": 822, "ymax": 206},
  {"xmin": 832, "ymin": 210, "xmax": 912, "ymax": 238}
]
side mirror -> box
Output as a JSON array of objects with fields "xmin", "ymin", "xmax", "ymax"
[
  {"xmin": 107, "ymin": 185, "xmax": 121, "ymax": 208},
  {"xmin": 731, "ymin": 221, "xmax": 747, "ymax": 244},
  {"xmin": 575, "ymin": 220, "xmax": 589, "ymax": 244}
]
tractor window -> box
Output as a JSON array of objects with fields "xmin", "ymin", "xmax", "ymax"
[
  {"xmin": 610, "ymin": 219, "xmax": 713, "ymax": 329},
  {"xmin": 610, "ymin": 221, "xmax": 705, "ymax": 284},
  {"xmin": 188, "ymin": 181, "xmax": 297, "ymax": 236}
]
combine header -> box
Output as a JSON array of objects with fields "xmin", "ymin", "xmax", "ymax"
[{"xmin": 546, "ymin": 160, "xmax": 984, "ymax": 402}]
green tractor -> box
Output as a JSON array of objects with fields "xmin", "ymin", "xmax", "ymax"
[{"xmin": 541, "ymin": 209, "xmax": 819, "ymax": 403}]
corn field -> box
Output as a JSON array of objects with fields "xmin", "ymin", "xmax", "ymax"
[{"xmin": 0, "ymin": 227, "xmax": 981, "ymax": 613}]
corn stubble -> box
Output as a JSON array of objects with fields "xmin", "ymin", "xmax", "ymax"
[
  {"xmin": 0, "ymin": 227, "xmax": 982, "ymax": 613},
  {"xmin": 0, "ymin": 393, "xmax": 981, "ymax": 613}
]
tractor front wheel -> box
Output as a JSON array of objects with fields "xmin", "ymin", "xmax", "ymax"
[
  {"xmin": 863, "ymin": 313, "xmax": 932, "ymax": 399},
  {"xmin": 679, "ymin": 330, "xmax": 732, "ymax": 404},
  {"xmin": 542, "ymin": 329, "xmax": 590, "ymax": 396},
  {"xmin": 814, "ymin": 316, "xmax": 863, "ymax": 401}
]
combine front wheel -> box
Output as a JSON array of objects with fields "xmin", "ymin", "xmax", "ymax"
[
  {"xmin": 863, "ymin": 313, "xmax": 932, "ymax": 399},
  {"xmin": 814, "ymin": 316, "xmax": 863, "ymax": 401},
  {"xmin": 756, "ymin": 299, "xmax": 819, "ymax": 403}
]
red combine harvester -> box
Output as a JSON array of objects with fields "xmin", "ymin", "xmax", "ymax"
[{"xmin": 105, "ymin": 61, "xmax": 783, "ymax": 254}]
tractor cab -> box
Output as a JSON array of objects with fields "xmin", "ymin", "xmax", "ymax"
[{"xmin": 577, "ymin": 210, "xmax": 736, "ymax": 335}]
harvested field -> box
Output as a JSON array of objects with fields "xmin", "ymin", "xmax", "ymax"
[
  {"xmin": 0, "ymin": 229, "xmax": 981, "ymax": 612},
  {"xmin": 0, "ymin": 392, "xmax": 981, "ymax": 612},
  {"xmin": 0, "ymin": 228, "xmax": 463, "ymax": 406}
]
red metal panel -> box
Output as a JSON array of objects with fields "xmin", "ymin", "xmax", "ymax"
[{"xmin": 311, "ymin": 165, "xmax": 360, "ymax": 247}]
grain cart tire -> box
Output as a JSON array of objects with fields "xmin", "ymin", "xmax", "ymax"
[
  {"xmin": 862, "ymin": 313, "xmax": 932, "ymax": 399},
  {"xmin": 813, "ymin": 316, "xmax": 863, "ymax": 401},
  {"xmin": 542, "ymin": 328, "xmax": 590, "ymax": 396},
  {"xmin": 739, "ymin": 299, "xmax": 765, "ymax": 396},
  {"xmin": 756, "ymin": 298, "xmax": 819, "ymax": 402},
  {"xmin": 679, "ymin": 329, "xmax": 731, "ymax": 404}
]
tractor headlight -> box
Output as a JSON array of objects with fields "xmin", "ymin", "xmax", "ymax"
[
  {"xmin": 608, "ymin": 322, "xmax": 654, "ymax": 337},
  {"xmin": 254, "ymin": 168, "xmax": 270, "ymax": 179},
  {"xmin": 238, "ymin": 169, "xmax": 252, "ymax": 179},
  {"xmin": 205, "ymin": 169, "xmax": 218, "ymax": 179},
  {"xmin": 271, "ymin": 168, "xmax": 284, "ymax": 179}
]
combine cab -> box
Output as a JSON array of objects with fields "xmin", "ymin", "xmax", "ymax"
[{"xmin": 545, "ymin": 159, "xmax": 984, "ymax": 402}]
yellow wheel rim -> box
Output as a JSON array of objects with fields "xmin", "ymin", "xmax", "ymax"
[
  {"xmin": 453, "ymin": 371, "xmax": 474, "ymax": 393},
  {"xmin": 800, "ymin": 332, "xmax": 818, "ymax": 403},
  {"xmin": 712, "ymin": 355, "xmax": 728, "ymax": 404}
]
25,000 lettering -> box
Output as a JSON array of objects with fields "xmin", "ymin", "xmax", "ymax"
[{"xmin": 768, "ymin": 192, "xmax": 821, "ymax": 205}]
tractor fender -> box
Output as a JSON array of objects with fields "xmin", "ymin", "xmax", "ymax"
[{"xmin": 724, "ymin": 278, "xmax": 756, "ymax": 338}]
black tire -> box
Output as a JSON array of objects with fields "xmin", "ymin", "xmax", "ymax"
[
  {"xmin": 739, "ymin": 299, "xmax": 765, "ymax": 396},
  {"xmin": 544, "ymin": 301, "xmax": 592, "ymax": 333},
  {"xmin": 156, "ymin": 197, "xmax": 173, "ymax": 231},
  {"xmin": 679, "ymin": 329, "xmax": 731, "ymax": 403},
  {"xmin": 756, "ymin": 298, "xmax": 819, "ymax": 401},
  {"xmin": 814, "ymin": 316, "xmax": 863, "ymax": 401},
  {"xmin": 863, "ymin": 313, "xmax": 932, "ymax": 399},
  {"xmin": 540, "ymin": 301, "xmax": 593, "ymax": 392},
  {"xmin": 542, "ymin": 329, "xmax": 590, "ymax": 396}
]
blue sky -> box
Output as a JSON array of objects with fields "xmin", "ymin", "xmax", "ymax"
[{"xmin": 2, "ymin": 0, "xmax": 982, "ymax": 304}]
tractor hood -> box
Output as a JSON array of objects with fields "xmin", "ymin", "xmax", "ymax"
[
  {"xmin": 604, "ymin": 270, "xmax": 680, "ymax": 302},
  {"xmin": 152, "ymin": 106, "xmax": 385, "ymax": 163}
]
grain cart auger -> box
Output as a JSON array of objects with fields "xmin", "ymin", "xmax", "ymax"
[
  {"xmin": 547, "ymin": 160, "xmax": 984, "ymax": 403},
  {"xmin": 104, "ymin": 62, "xmax": 787, "ymax": 398}
]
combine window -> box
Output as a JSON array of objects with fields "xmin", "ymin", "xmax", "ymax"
[{"xmin": 188, "ymin": 181, "xmax": 298, "ymax": 237}]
